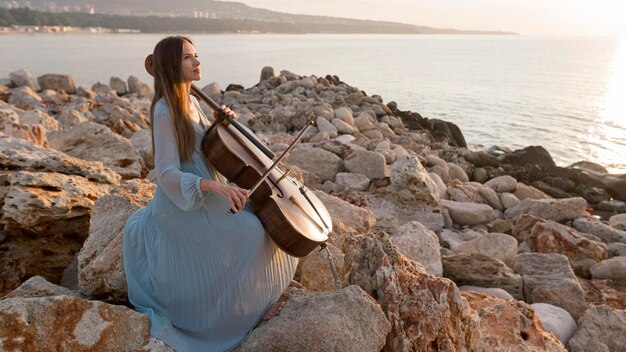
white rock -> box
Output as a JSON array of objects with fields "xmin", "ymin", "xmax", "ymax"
[
  {"xmin": 500, "ymin": 192, "xmax": 521, "ymax": 209},
  {"xmin": 335, "ymin": 172, "xmax": 370, "ymax": 191},
  {"xmin": 334, "ymin": 107, "xmax": 354, "ymax": 125},
  {"xmin": 589, "ymin": 256, "xmax": 626, "ymax": 280},
  {"xmin": 485, "ymin": 175, "xmax": 518, "ymax": 193},
  {"xmin": 504, "ymin": 197, "xmax": 588, "ymax": 223},
  {"xmin": 334, "ymin": 134, "xmax": 356, "ymax": 144},
  {"xmin": 609, "ymin": 213, "xmax": 626, "ymax": 231},
  {"xmin": 453, "ymin": 233, "xmax": 519, "ymax": 265},
  {"xmin": 440, "ymin": 199, "xmax": 496, "ymax": 225},
  {"xmin": 447, "ymin": 162, "xmax": 469, "ymax": 182},
  {"xmin": 343, "ymin": 150, "xmax": 387, "ymax": 180},
  {"xmin": 9, "ymin": 68, "xmax": 40, "ymax": 90},
  {"xmin": 391, "ymin": 221, "xmax": 442, "ymax": 276},
  {"xmin": 458, "ymin": 285, "xmax": 515, "ymax": 300},
  {"xmin": 331, "ymin": 118, "xmax": 354, "ymax": 134},
  {"xmin": 531, "ymin": 303, "xmax": 577, "ymax": 345}
]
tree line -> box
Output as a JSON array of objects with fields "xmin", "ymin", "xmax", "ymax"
[{"xmin": 0, "ymin": 8, "xmax": 422, "ymax": 34}]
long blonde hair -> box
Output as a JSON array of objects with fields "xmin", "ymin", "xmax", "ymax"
[{"xmin": 150, "ymin": 36, "xmax": 196, "ymax": 163}]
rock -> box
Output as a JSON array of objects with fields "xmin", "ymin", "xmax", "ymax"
[
  {"xmin": 446, "ymin": 181, "xmax": 484, "ymax": 204},
  {"xmin": 609, "ymin": 213, "xmax": 626, "ymax": 231},
  {"xmin": 127, "ymin": 75, "xmax": 151, "ymax": 98},
  {"xmin": 354, "ymin": 113, "xmax": 374, "ymax": 131},
  {"xmin": 362, "ymin": 129, "xmax": 383, "ymax": 140},
  {"xmin": 567, "ymin": 305, "xmax": 626, "ymax": 352},
  {"xmin": 313, "ymin": 191, "xmax": 376, "ymax": 233},
  {"xmin": 528, "ymin": 220, "xmax": 608, "ymax": 278},
  {"xmin": 130, "ymin": 128, "xmax": 153, "ymax": 170},
  {"xmin": 316, "ymin": 116, "xmax": 338, "ymax": 138},
  {"xmin": 331, "ymin": 118, "xmax": 354, "ymax": 134},
  {"xmin": 335, "ymin": 134, "xmax": 356, "ymax": 144},
  {"xmin": 0, "ymin": 107, "xmax": 20, "ymax": 128},
  {"xmin": 48, "ymin": 121, "xmax": 145, "ymax": 179},
  {"xmin": 344, "ymin": 150, "xmax": 387, "ymax": 180},
  {"xmin": 8, "ymin": 86, "xmax": 43, "ymax": 107},
  {"xmin": 91, "ymin": 82, "xmax": 115, "ymax": 96},
  {"xmin": 531, "ymin": 303, "xmax": 577, "ymax": 346},
  {"xmin": 92, "ymin": 98, "xmax": 149, "ymax": 138},
  {"xmin": 462, "ymin": 292, "xmax": 566, "ymax": 352},
  {"xmin": 1, "ymin": 171, "xmax": 111, "ymax": 236},
  {"xmin": 285, "ymin": 147, "xmax": 343, "ymax": 182},
  {"xmin": 608, "ymin": 242, "xmax": 626, "ymax": 257},
  {"xmin": 439, "ymin": 228, "xmax": 482, "ymax": 249},
  {"xmin": 238, "ymin": 286, "xmax": 390, "ymax": 352},
  {"xmin": 0, "ymin": 135, "xmax": 120, "ymax": 185},
  {"xmin": 19, "ymin": 108, "xmax": 59, "ymax": 131},
  {"xmin": 477, "ymin": 184, "xmax": 503, "ymax": 210},
  {"xmin": 343, "ymin": 231, "xmax": 480, "ymax": 351},
  {"xmin": 589, "ymin": 256, "xmax": 626, "ymax": 280},
  {"xmin": 428, "ymin": 172, "xmax": 448, "ymax": 200},
  {"xmin": 2, "ymin": 276, "xmax": 79, "ymax": 300},
  {"xmin": 499, "ymin": 192, "xmax": 521, "ymax": 209},
  {"xmin": 485, "ymin": 175, "xmax": 518, "ymax": 193},
  {"xmin": 56, "ymin": 108, "xmax": 89, "ymax": 130},
  {"xmin": 440, "ymin": 200, "xmax": 495, "ymax": 225},
  {"xmin": 501, "ymin": 146, "xmax": 556, "ymax": 168},
  {"xmin": 452, "ymin": 233, "xmax": 518, "ymax": 266},
  {"xmin": 109, "ymin": 76, "xmax": 127, "ymax": 95},
  {"xmin": 37, "ymin": 74, "xmax": 76, "ymax": 94},
  {"xmin": 9, "ymin": 69, "xmax": 40, "ymax": 90},
  {"xmin": 572, "ymin": 216, "xmax": 626, "ymax": 244},
  {"xmin": 388, "ymin": 156, "xmax": 439, "ymax": 205},
  {"xmin": 77, "ymin": 179, "xmax": 155, "ymax": 300},
  {"xmin": 0, "ymin": 295, "xmax": 149, "ymax": 351},
  {"xmin": 512, "ymin": 253, "xmax": 587, "ymax": 319},
  {"xmin": 442, "ymin": 253, "xmax": 523, "ymax": 300},
  {"xmin": 297, "ymin": 242, "xmax": 344, "ymax": 292},
  {"xmin": 260, "ymin": 66, "xmax": 275, "ymax": 82},
  {"xmin": 137, "ymin": 338, "xmax": 176, "ymax": 352},
  {"xmin": 335, "ymin": 172, "xmax": 370, "ymax": 192},
  {"xmin": 334, "ymin": 107, "xmax": 354, "ymax": 125},
  {"xmin": 390, "ymin": 221, "xmax": 442, "ymax": 276},
  {"xmin": 458, "ymin": 285, "xmax": 514, "ymax": 300},
  {"xmin": 513, "ymin": 182, "xmax": 550, "ymax": 200},
  {"xmin": 504, "ymin": 197, "xmax": 587, "ymax": 223},
  {"xmin": 447, "ymin": 162, "xmax": 469, "ymax": 182}
]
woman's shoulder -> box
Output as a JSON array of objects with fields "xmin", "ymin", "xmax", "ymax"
[{"xmin": 153, "ymin": 97, "xmax": 171, "ymax": 120}]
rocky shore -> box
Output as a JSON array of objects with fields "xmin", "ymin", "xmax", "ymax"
[{"xmin": 0, "ymin": 67, "xmax": 625, "ymax": 351}]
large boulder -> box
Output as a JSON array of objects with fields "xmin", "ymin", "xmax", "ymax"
[
  {"xmin": 589, "ymin": 256, "xmax": 626, "ymax": 280},
  {"xmin": 343, "ymin": 231, "xmax": 480, "ymax": 352},
  {"xmin": 37, "ymin": 74, "xmax": 76, "ymax": 94},
  {"xmin": 500, "ymin": 146, "xmax": 556, "ymax": 168},
  {"xmin": 462, "ymin": 292, "xmax": 566, "ymax": 352},
  {"xmin": 237, "ymin": 286, "xmax": 390, "ymax": 352},
  {"xmin": 512, "ymin": 253, "xmax": 587, "ymax": 319},
  {"xmin": 313, "ymin": 190, "xmax": 376, "ymax": 233},
  {"xmin": 343, "ymin": 150, "xmax": 388, "ymax": 180},
  {"xmin": 7, "ymin": 86, "xmax": 43, "ymax": 107},
  {"xmin": 442, "ymin": 253, "xmax": 523, "ymax": 300},
  {"xmin": 567, "ymin": 305, "xmax": 626, "ymax": 352},
  {"xmin": 390, "ymin": 221, "xmax": 442, "ymax": 276},
  {"xmin": 296, "ymin": 242, "xmax": 344, "ymax": 292},
  {"xmin": 531, "ymin": 303, "xmax": 577, "ymax": 345},
  {"xmin": 451, "ymin": 233, "xmax": 518, "ymax": 266},
  {"xmin": 285, "ymin": 147, "xmax": 343, "ymax": 182},
  {"xmin": 440, "ymin": 200, "xmax": 495, "ymax": 225},
  {"xmin": 1, "ymin": 171, "xmax": 111, "ymax": 236},
  {"xmin": 504, "ymin": 197, "xmax": 587, "ymax": 222},
  {"xmin": 572, "ymin": 216, "xmax": 626, "ymax": 244},
  {"xmin": 0, "ymin": 295, "xmax": 150, "ymax": 351},
  {"xmin": 528, "ymin": 220, "xmax": 608, "ymax": 278},
  {"xmin": 0, "ymin": 135, "xmax": 121, "ymax": 185},
  {"xmin": 9, "ymin": 68, "xmax": 40, "ymax": 90},
  {"xmin": 48, "ymin": 121, "xmax": 145, "ymax": 179},
  {"xmin": 77, "ymin": 179, "xmax": 156, "ymax": 300}
]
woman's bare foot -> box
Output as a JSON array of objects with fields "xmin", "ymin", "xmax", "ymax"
[
  {"xmin": 289, "ymin": 279, "xmax": 304, "ymax": 289},
  {"xmin": 262, "ymin": 295, "xmax": 287, "ymax": 321}
]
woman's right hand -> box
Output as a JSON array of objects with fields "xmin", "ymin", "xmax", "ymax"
[{"xmin": 201, "ymin": 179, "xmax": 249, "ymax": 212}]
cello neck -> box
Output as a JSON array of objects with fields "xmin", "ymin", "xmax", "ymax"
[{"xmin": 191, "ymin": 84, "xmax": 275, "ymax": 160}]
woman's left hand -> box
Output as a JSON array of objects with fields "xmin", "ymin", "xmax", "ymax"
[{"xmin": 220, "ymin": 105, "xmax": 237, "ymax": 120}]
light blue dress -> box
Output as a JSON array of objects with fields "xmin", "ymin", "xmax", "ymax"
[{"xmin": 123, "ymin": 96, "xmax": 298, "ymax": 352}]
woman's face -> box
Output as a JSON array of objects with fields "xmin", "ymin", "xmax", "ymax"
[{"xmin": 181, "ymin": 41, "xmax": 201, "ymax": 82}]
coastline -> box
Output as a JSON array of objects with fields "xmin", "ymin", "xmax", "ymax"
[{"xmin": 0, "ymin": 67, "xmax": 625, "ymax": 350}]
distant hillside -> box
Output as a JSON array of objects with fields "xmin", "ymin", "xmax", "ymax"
[{"xmin": 0, "ymin": 0, "xmax": 515, "ymax": 35}]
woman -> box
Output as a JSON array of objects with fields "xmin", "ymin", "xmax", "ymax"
[{"xmin": 123, "ymin": 36, "xmax": 299, "ymax": 352}]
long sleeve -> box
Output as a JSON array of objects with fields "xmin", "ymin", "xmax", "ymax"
[{"xmin": 153, "ymin": 101, "xmax": 206, "ymax": 212}]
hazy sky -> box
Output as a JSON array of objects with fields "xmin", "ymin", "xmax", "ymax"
[{"xmin": 241, "ymin": 0, "xmax": 626, "ymax": 36}]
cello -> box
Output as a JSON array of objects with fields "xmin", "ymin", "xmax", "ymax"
[{"xmin": 144, "ymin": 54, "xmax": 333, "ymax": 259}]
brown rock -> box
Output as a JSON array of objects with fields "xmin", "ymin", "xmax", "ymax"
[
  {"xmin": 314, "ymin": 190, "xmax": 375, "ymax": 233},
  {"xmin": 37, "ymin": 74, "xmax": 76, "ymax": 94},
  {"xmin": 462, "ymin": 291, "xmax": 566, "ymax": 352},
  {"xmin": 343, "ymin": 231, "xmax": 480, "ymax": 352},
  {"xmin": 238, "ymin": 286, "xmax": 390, "ymax": 352},
  {"xmin": 528, "ymin": 220, "xmax": 608, "ymax": 278},
  {"xmin": 296, "ymin": 242, "xmax": 344, "ymax": 292},
  {"xmin": 0, "ymin": 295, "xmax": 149, "ymax": 351}
]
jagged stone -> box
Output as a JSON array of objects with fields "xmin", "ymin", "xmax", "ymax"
[
  {"xmin": 567, "ymin": 305, "xmax": 626, "ymax": 352},
  {"xmin": 78, "ymin": 179, "xmax": 156, "ymax": 300}
]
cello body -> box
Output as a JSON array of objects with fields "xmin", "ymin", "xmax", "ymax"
[{"xmin": 201, "ymin": 110, "xmax": 332, "ymax": 258}]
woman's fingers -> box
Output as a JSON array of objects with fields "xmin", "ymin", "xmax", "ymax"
[{"xmin": 221, "ymin": 105, "xmax": 238, "ymax": 120}]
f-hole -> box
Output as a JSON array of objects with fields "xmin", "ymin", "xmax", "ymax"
[{"xmin": 269, "ymin": 178, "xmax": 284, "ymax": 198}]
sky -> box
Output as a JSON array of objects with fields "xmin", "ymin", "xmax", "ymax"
[{"xmin": 241, "ymin": 0, "xmax": 626, "ymax": 36}]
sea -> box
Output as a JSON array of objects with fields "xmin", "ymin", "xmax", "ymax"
[{"xmin": 1, "ymin": 33, "xmax": 625, "ymax": 173}]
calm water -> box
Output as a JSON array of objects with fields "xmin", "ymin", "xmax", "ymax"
[{"xmin": 2, "ymin": 34, "xmax": 625, "ymax": 173}]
